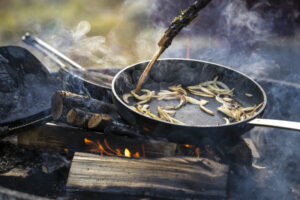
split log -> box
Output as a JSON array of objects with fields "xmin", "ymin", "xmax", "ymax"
[
  {"xmin": 67, "ymin": 152, "xmax": 229, "ymax": 199},
  {"xmin": 51, "ymin": 90, "xmax": 119, "ymax": 121}
]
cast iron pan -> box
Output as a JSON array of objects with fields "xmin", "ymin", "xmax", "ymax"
[
  {"xmin": 112, "ymin": 59, "xmax": 300, "ymax": 144},
  {"xmin": 0, "ymin": 46, "xmax": 60, "ymax": 138}
]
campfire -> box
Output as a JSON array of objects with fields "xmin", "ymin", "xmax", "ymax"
[{"xmin": 1, "ymin": 0, "xmax": 300, "ymax": 200}]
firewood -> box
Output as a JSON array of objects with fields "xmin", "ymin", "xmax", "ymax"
[
  {"xmin": 66, "ymin": 108, "xmax": 91, "ymax": 127},
  {"xmin": 17, "ymin": 123, "xmax": 176, "ymax": 157},
  {"xmin": 67, "ymin": 152, "xmax": 229, "ymax": 199},
  {"xmin": 65, "ymin": 108, "xmax": 113, "ymax": 131},
  {"xmin": 51, "ymin": 90, "xmax": 119, "ymax": 121}
]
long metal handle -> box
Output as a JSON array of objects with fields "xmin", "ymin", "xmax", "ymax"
[
  {"xmin": 248, "ymin": 118, "xmax": 300, "ymax": 131},
  {"xmin": 22, "ymin": 32, "xmax": 85, "ymax": 70}
]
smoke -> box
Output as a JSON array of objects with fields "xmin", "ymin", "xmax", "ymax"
[
  {"xmin": 147, "ymin": 0, "xmax": 300, "ymax": 199},
  {"xmin": 23, "ymin": 0, "xmax": 300, "ymax": 198},
  {"xmin": 32, "ymin": 20, "xmax": 128, "ymax": 71}
]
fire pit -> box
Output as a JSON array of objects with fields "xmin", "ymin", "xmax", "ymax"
[
  {"xmin": 0, "ymin": 64, "xmax": 299, "ymax": 199},
  {"xmin": 0, "ymin": 1, "xmax": 300, "ymax": 199}
]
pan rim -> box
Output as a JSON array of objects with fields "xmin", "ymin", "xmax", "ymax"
[{"xmin": 112, "ymin": 58, "xmax": 267, "ymax": 128}]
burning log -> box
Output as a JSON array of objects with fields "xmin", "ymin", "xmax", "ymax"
[
  {"xmin": 17, "ymin": 122, "xmax": 174, "ymax": 157},
  {"xmin": 51, "ymin": 90, "xmax": 119, "ymax": 122},
  {"xmin": 67, "ymin": 152, "xmax": 229, "ymax": 199}
]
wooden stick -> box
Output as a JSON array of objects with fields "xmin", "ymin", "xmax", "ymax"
[
  {"xmin": 135, "ymin": 47, "xmax": 164, "ymax": 92},
  {"xmin": 135, "ymin": 0, "xmax": 211, "ymax": 92}
]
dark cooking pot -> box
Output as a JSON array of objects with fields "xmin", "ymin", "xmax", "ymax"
[{"xmin": 112, "ymin": 59, "xmax": 300, "ymax": 143}]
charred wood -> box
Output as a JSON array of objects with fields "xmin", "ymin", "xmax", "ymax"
[
  {"xmin": 158, "ymin": 0, "xmax": 211, "ymax": 50},
  {"xmin": 66, "ymin": 108, "xmax": 113, "ymax": 131},
  {"xmin": 17, "ymin": 123, "xmax": 175, "ymax": 157},
  {"xmin": 51, "ymin": 90, "xmax": 119, "ymax": 122}
]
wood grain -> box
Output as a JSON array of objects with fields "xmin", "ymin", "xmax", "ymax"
[{"xmin": 67, "ymin": 152, "xmax": 229, "ymax": 199}]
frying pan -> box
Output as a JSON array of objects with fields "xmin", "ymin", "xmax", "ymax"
[
  {"xmin": 22, "ymin": 33, "xmax": 114, "ymax": 102},
  {"xmin": 112, "ymin": 59, "xmax": 300, "ymax": 143},
  {"xmin": 0, "ymin": 46, "xmax": 60, "ymax": 138},
  {"xmin": 18, "ymin": 35, "xmax": 300, "ymax": 143}
]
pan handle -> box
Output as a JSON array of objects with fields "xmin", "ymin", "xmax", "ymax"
[
  {"xmin": 248, "ymin": 118, "xmax": 300, "ymax": 131},
  {"xmin": 22, "ymin": 32, "xmax": 85, "ymax": 70}
]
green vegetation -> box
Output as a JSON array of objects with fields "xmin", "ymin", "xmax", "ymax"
[{"xmin": 0, "ymin": 0, "xmax": 158, "ymax": 67}]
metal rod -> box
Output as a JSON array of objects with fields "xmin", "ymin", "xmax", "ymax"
[
  {"xmin": 22, "ymin": 32, "xmax": 85, "ymax": 70},
  {"xmin": 23, "ymin": 39, "xmax": 66, "ymax": 69},
  {"xmin": 248, "ymin": 118, "xmax": 300, "ymax": 132}
]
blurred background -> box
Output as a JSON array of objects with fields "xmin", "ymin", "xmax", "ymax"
[
  {"xmin": 0, "ymin": 0, "xmax": 299, "ymax": 74},
  {"xmin": 0, "ymin": 0, "xmax": 160, "ymax": 68}
]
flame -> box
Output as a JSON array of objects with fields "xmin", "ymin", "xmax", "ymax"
[
  {"xmin": 84, "ymin": 138, "xmax": 94, "ymax": 145},
  {"xmin": 96, "ymin": 140, "xmax": 113, "ymax": 156},
  {"xmin": 195, "ymin": 147, "xmax": 201, "ymax": 158},
  {"xmin": 124, "ymin": 148, "xmax": 131, "ymax": 157},
  {"xmin": 183, "ymin": 144, "xmax": 191, "ymax": 148},
  {"xmin": 115, "ymin": 148, "xmax": 122, "ymax": 156},
  {"xmin": 64, "ymin": 148, "xmax": 69, "ymax": 154},
  {"xmin": 133, "ymin": 152, "xmax": 140, "ymax": 157},
  {"xmin": 84, "ymin": 138, "xmax": 141, "ymax": 158}
]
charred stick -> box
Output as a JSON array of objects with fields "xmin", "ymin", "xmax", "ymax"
[
  {"xmin": 135, "ymin": 0, "xmax": 211, "ymax": 92},
  {"xmin": 51, "ymin": 90, "xmax": 119, "ymax": 121},
  {"xmin": 158, "ymin": 0, "xmax": 211, "ymax": 49}
]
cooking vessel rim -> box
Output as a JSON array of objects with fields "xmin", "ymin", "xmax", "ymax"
[{"xmin": 112, "ymin": 58, "xmax": 267, "ymax": 128}]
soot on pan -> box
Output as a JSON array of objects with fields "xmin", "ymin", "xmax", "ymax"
[{"xmin": 0, "ymin": 46, "xmax": 59, "ymax": 124}]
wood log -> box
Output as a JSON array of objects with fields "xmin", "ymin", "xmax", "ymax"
[
  {"xmin": 67, "ymin": 152, "xmax": 229, "ymax": 199},
  {"xmin": 51, "ymin": 90, "xmax": 119, "ymax": 121},
  {"xmin": 66, "ymin": 108, "xmax": 113, "ymax": 131},
  {"xmin": 17, "ymin": 123, "xmax": 176, "ymax": 157},
  {"xmin": 60, "ymin": 107, "xmax": 137, "ymax": 135}
]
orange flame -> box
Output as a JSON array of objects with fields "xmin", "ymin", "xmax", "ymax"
[
  {"xmin": 96, "ymin": 140, "xmax": 113, "ymax": 156},
  {"xmin": 84, "ymin": 138, "xmax": 141, "ymax": 158},
  {"xmin": 115, "ymin": 148, "xmax": 122, "ymax": 156},
  {"xmin": 84, "ymin": 138, "xmax": 94, "ymax": 145},
  {"xmin": 183, "ymin": 144, "xmax": 191, "ymax": 148},
  {"xmin": 124, "ymin": 148, "xmax": 131, "ymax": 157},
  {"xmin": 64, "ymin": 148, "xmax": 69, "ymax": 154},
  {"xmin": 195, "ymin": 147, "xmax": 201, "ymax": 158},
  {"xmin": 133, "ymin": 152, "xmax": 140, "ymax": 157}
]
